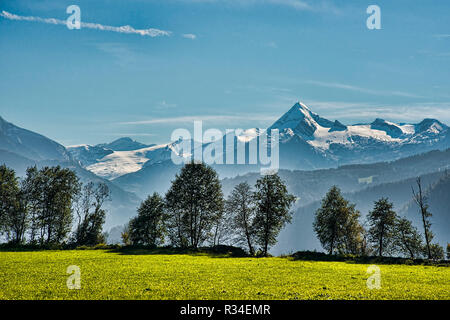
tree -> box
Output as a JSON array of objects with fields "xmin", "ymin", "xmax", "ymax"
[
  {"xmin": 412, "ymin": 178, "xmax": 433, "ymax": 259},
  {"xmin": 226, "ymin": 182, "xmax": 256, "ymax": 255},
  {"xmin": 0, "ymin": 165, "xmax": 18, "ymax": 232},
  {"xmin": 313, "ymin": 186, "xmax": 361, "ymax": 255},
  {"xmin": 165, "ymin": 162, "xmax": 224, "ymax": 249},
  {"xmin": 367, "ymin": 198, "xmax": 397, "ymax": 257},
  {"xmin": 393, "ymin": 217, "xmax": 423, "ymax": 259},
  {"xmin": 129, "ymin": 193, "xmax": 166, "ymax": 246},
  {"xmin": 253, "ymin": 174, "xmax": 295, "ymax": 256},
  {"xmin": 446, "ymin": 243, "xmax": 450, "ymax": 260},
  {"xmin": 341, "ymin": 207, "xmax": 364, "ymax": 255},
  {"xmin": 73, "ymin": 182, "xmax": 110, "ymax": 246},
  {"xmin": 121, "ymin": 223, "xmax": 132, "ymax": 246},
  {"xmin": 211, "ymin": 208, "xmax": 233, "ymax": 247},
  {"xmin": 23, "ymin": 166, "xmax": 41, "ymax": 243},
  {"xmin": 428, "ymin": 243, "xmax": 444, "ymax": 260},
  {"xmin": 26, "ymin": 166, "xmax": 80, "ymax": 245},
  {"xmin": 6, "ymin": 188, "xmax": 28, "ymax": 244},
  {"xmin": 0, "ymin": 165, "xmax": 28, "ymax": 244}
]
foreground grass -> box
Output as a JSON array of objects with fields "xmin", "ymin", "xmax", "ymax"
[{"xmin": 0, "ymin": 250, "xmax": 448, "ymax": 300}]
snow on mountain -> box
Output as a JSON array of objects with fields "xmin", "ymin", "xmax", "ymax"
[
  {"xmin": 97, "ymin": 137, "xmax": 152, "ymax": 151},
  {"xmin": 72, "ymin": 140, "xmax": 189, "ymax": 180},
  {"xmin": 67, "ymin": 144, "xmax": 114, "ymax": 167},
  {"xmin": 67, "ymin": 101, "xmax": 449, "ymax": 183},
  {"xmin": 268, "ymin": 102, "xmax": 448, "ymax": 153},
  {"xmin": 0, "ymin": 117, "xmax": 141, "ymax": 228}
]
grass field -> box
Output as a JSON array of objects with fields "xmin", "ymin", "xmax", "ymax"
[{"xmin": 0, "ymin": 249, "xmax": 448, "ymax": 300}]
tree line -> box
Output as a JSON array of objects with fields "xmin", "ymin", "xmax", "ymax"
[
  {"xmin": 122, "ymin": 161, "xmax": 296, "ymax": 256},
  {"xmin": 0, "ymin": 165, "xmax": 110, "ymax": 246},
  {"xmin": 124, "ymin": 162, "xmax": 446, "ymax": 260},
  {"xmin": 1, "ymin": 162, "xmax": 447, "ymax": 260},
  {"xmin": 313, "ymin": 181, "xmax": 445, "ymax": 260}
]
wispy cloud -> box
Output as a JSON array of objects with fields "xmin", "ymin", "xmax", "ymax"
[
  {"xmin": 266, "ymin": 41, "xmax": 278, "ymax": 48},
  {"xmin": 305, "ymin": 80, "xmax": 424, "ymax": 99},
  {"xmin": 303, "ymin": 100, "xmax": 450, "ymax": 124},
  {"xmin": 109, "ymin": 133, "xmax": 157, "ymax": 137},
  {"xmin": 433, "ymin": 34, "xmax": 450, "ymax": 39},
  {"xmin": 264, "ymin": 0, "xmax": 311, "ymax": 10},
  {"xmin": 94, "ymin": 42, "xmax": 137, "ymax": 66},
  {"xmin": 119, "ymin": 114, "xmax": 277, "ymax": 125},
  {"xmin": 177, "ymin": 0, "xmax": 340, "ymax": 12},
  {"xmin": 156, "ymin": 100, "xmax": 178, "ymax": 109},
  {"xmin": 182, "ymin": 33, "xmax": 197, "ymax": 40},
  {"xmin": 0, "ymin": 10, "xmax": 171, "ymax": 37}
]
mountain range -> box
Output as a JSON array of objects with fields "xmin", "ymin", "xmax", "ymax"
[
  {"xmin": 1, "ymin": 102, "xmax": 449, "ymax": 251},
  {"xmin": 0, "ymin": 116, "xmax": 140, "ymax": 228},
  {"xmin": 64, "ymin": 102, "xmax": 449, "ymax": 197},
  {"xmin": 66, "ymin": 103, "xmax": 449, "ymax": 187}
]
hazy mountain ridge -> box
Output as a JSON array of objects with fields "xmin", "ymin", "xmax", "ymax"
[
  {"xmin": 0, "ymin": 116, "xmax": 70, "ymax": 162},
  {"xmin": 222, "ymin": 148, "xmax": 450, "ymax": 203},
  {"xmin": 67, "ymin": 102, "xmax": 449, "ymax": 189},
  {"xmin": 76, "ymin": 102, "xmax": 449, "ymax": 196},
  {"xmin": 0, "ymin": 118, "xmax": 141, "ymax": 228},
  {"xmin": 273, "ymin": 169, "xmax": 450, "ymax": 255},
  {"xmin": 1, "ymin": 109, "xmax": 448, "ymax": 247}
]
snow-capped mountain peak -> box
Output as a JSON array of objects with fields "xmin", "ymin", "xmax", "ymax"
[
  {"xmin": 370, "ymin": 118, "xmax": 404, "ymax": 138},
  {"xmin": 267, "ymin": 102, "xmax": 448, "ymax": 151},
  {"xmin": 97, "ymin": 137, "xmax": 152, "ymax": 151},
  {"xmin": 269, "ymin": 102, "xmax": 334, "ymax": 140},
  {"xmin": 415, "ymin": 119, "xmax": 447, "ymax": 134},
  {"xmin": 63, "ymin": 101, "xmax": 448, "ymax": 180}
]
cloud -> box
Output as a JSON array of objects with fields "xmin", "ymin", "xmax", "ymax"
[
  {"xmin": 0, "ymin": 10, "xmax": 171, "ymax": 37},
  {"xmin": 305, "ymin": 80, "xmax": 424, "ymax": 99},
  {"xmin": 177, "ymin": 0, "xmax": 340, "ymax": 13},
  {"xmin": 94, "ymin": 42, "xmax": 137, "ymax": 66},
  {"xmin": 157, "ymin": 100, "xmax": 178, "ymax": 109},
  {"xmin": 109, "ymin": 133, "xmax": 157, "ymax": 137},
  {"xmin": 433, "ymin": 34, "xmax": 450, "ymax": 39},
  {"xmin": 119, "ymin": 114, "xmax": 277, "ymax": 125},
  {"xmin": 266, "ymin": 41, "xmax": 278, "ymax": 48},
  {"xmin": 265, "ymin": 0, "xmax": 311, "ymax": 10},
  {"xmin": 182, "ymin": 33, "xmax": 197, "ymax": 40},
  {"xmin": 303, "ymin": 100, "xmax": 450, "ymax": 124}
]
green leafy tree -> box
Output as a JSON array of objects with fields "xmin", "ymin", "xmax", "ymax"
[
  {"xmin": 313, "ymin": 186, "xmax": 361, "ymax": 255},
  {"xmin": 0, "ymin": 165, "xmax": 28, "ymax": 244},
  {"xmin": 226, "ymin": 182, "xmax": 256, "ymax": 255},
  {"xmin": 23, "ymin": 166, "xmax": 41, "ymax": 243},
  {"xmin": 165, "ymin": 162, "xmax": 224, "ymax": 249},
  {"xmin": 26, "ymin": 166, "xmax": 80, "ymax": 245},
  {"xmin": 367, "ymin": 198, "xmax": 397, "ymax": 257},
  {"xmin": 341, "ymin": 207, "xmax": 364, "ymax": 255},
  {"xmin": 428, "ymin": 243, "xmax": 444, "ymax": 260},
  {"xmin": 446, "ymin": 243, "xmax": 450, "ymax": 260},
  {"xmin": 73, "ymin": 182, "xmax": 110, "ymax": 246},
  {"xmin": 0, "ymin": 165, "xmax": 19, "ymax": 234},
  {"xmin": 253, "ymin": 174, "xmax": 295, "ymax": 256},
  {"xmin": 393, "ymin": 217, "xmax": 423, "ymax": 259},
  {"xmin": 121, "ymin": 223, "xmax": 132, "ymax": 246},
  {"xmin": 6, "ymin": 188, "xmax": 28, "ymax": 244},
  {"xmin": 129, "ymin": 193, "xmax": 166, "ymax": 246}
]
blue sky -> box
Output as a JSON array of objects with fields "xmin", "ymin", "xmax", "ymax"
[{"xmin": 0, "ymin": 0, "xmax": 449, "ymax": 145}]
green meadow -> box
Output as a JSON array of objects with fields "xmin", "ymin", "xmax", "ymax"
[{"xmin": 0, "ymin": 250, "xmax": 448, "ymax": 300}]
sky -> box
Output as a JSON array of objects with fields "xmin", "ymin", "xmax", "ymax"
[{"xmin": 0, "ymin": 0, "xmax": 449, "ymax": 146}]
